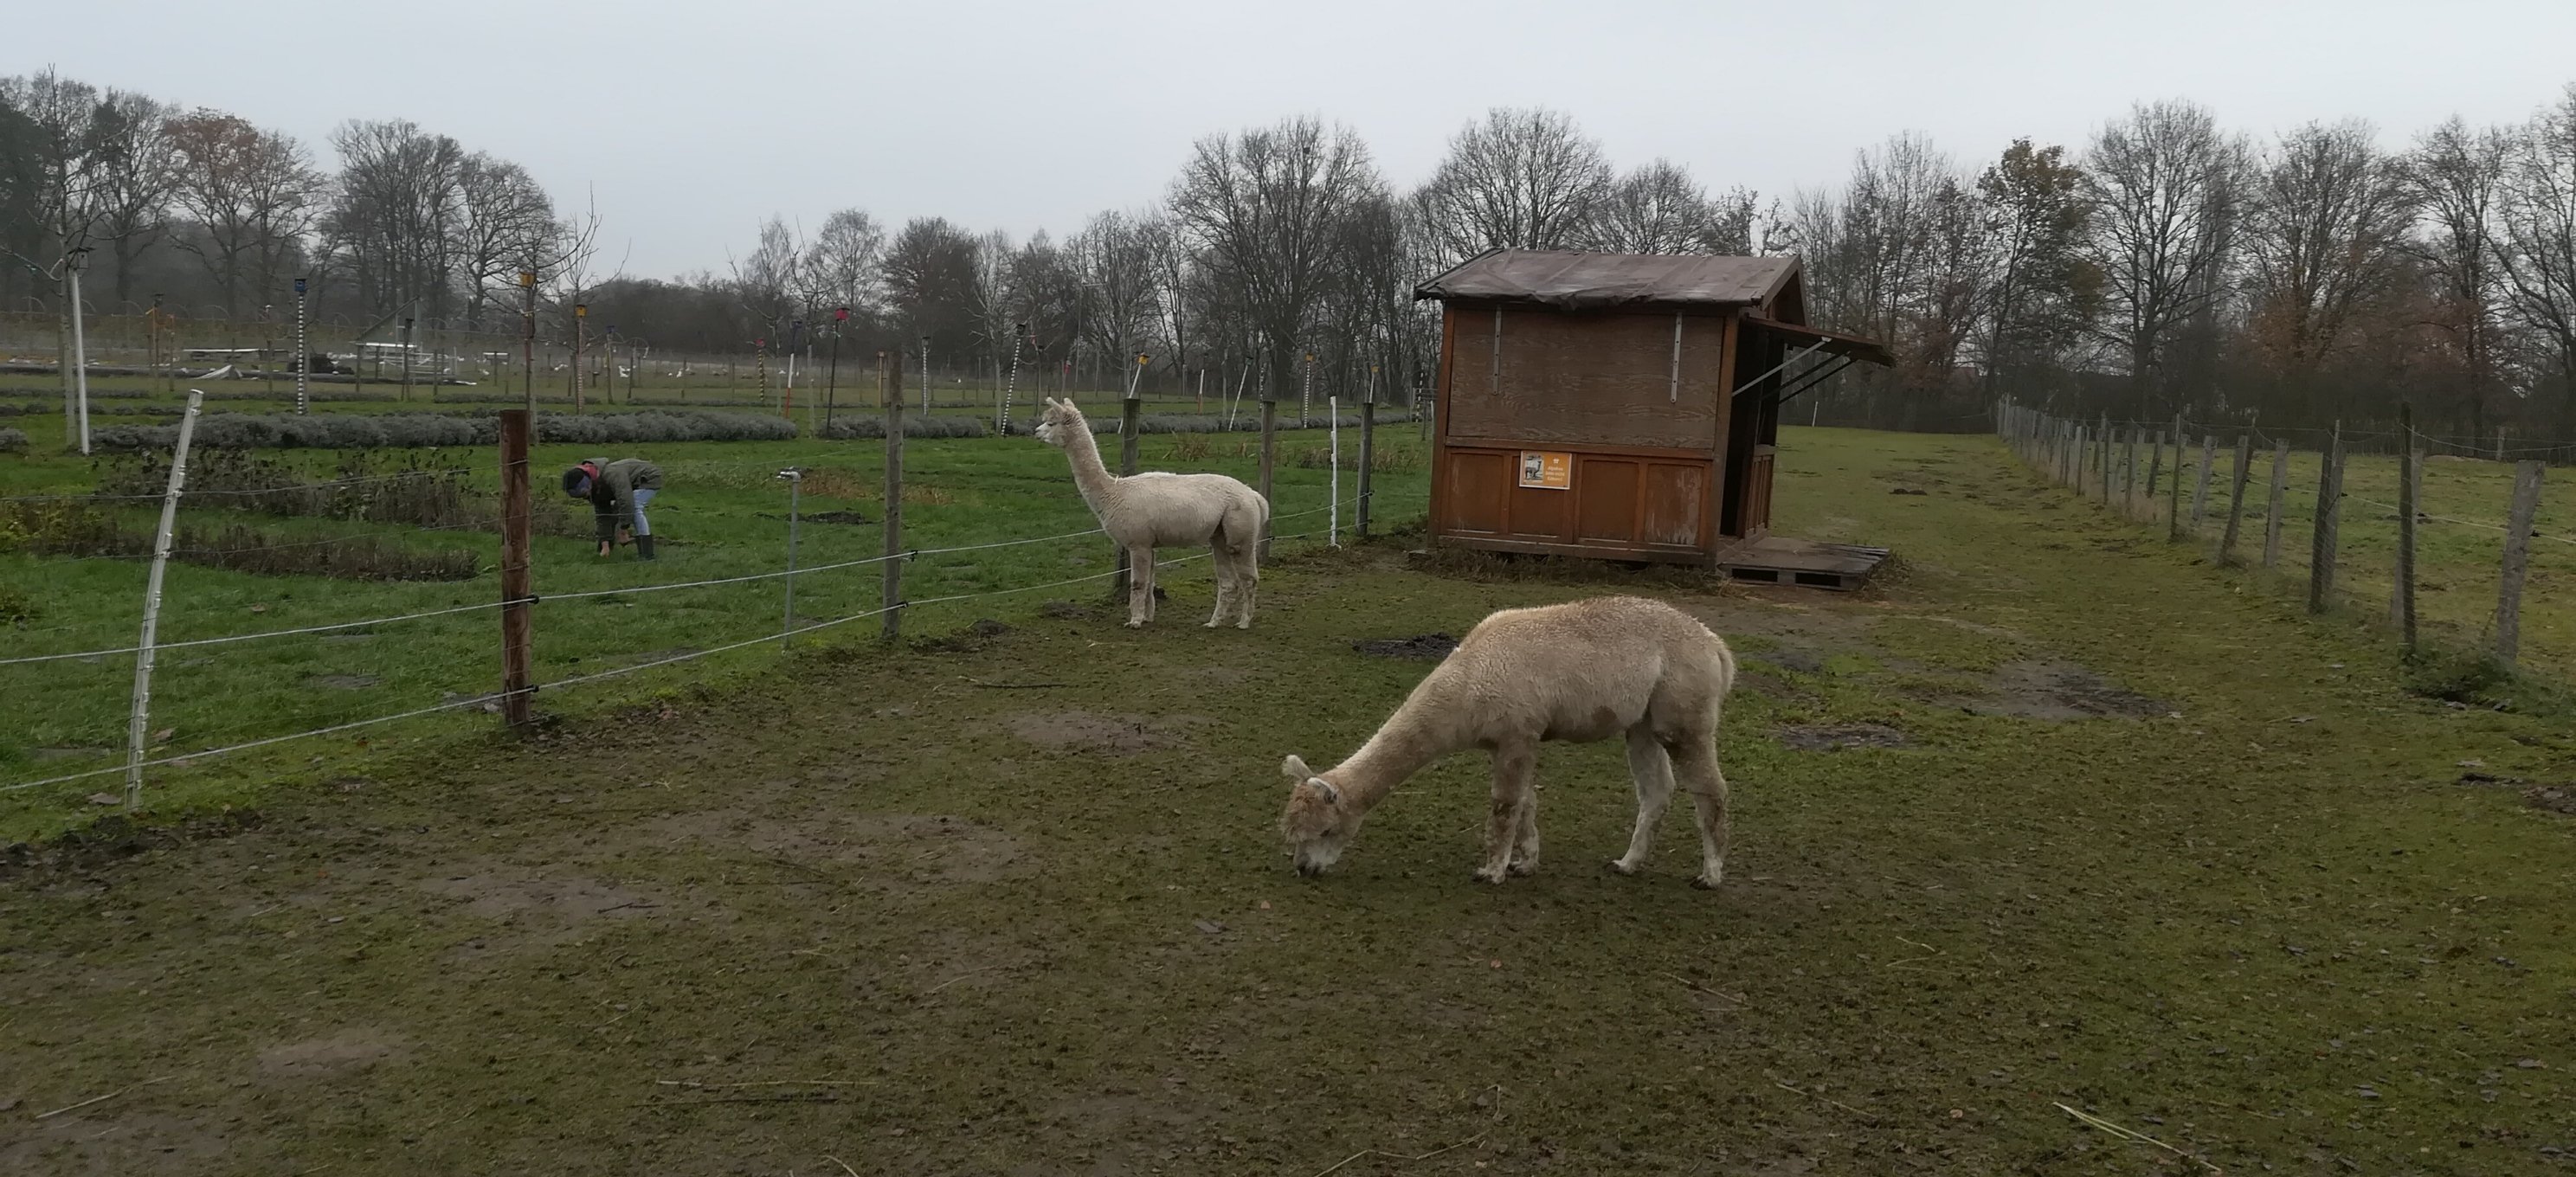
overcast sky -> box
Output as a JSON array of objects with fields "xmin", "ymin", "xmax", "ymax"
[{"xmin": 16, "ymin": 0, "xmax": 2576, "ymax": 278}]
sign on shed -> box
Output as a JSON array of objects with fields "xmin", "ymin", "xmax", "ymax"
[{"xmin": 1517, "ymin": 450, "xmax": 1571, "ymax": 490}]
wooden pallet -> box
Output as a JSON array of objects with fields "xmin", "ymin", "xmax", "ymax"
[{"xmin": 1714, "ymin": 536, "xmax": 1890, "ymax": 591}]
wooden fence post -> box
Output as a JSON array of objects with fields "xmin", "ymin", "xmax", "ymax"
[
  {"xmin": 2309, "ymin": 423, "xmax": 2343, "ymax": 614},
  {"xmin": 2097, "ymin": 414, "xmax": 2111, "ymax": 504},
  {"xmin": 1357, "ymin": 393, "xmax": 1376, "ymax": 539},
  {"xmin": 2122, "ymin": 427, "xmax": 2139, "ymax": 514},
  {"xmin": 2261, "ymin": 441, "xmax": 2289, "ymax": 568},
  {"xmin": 1257, "ymin": 379, "xmax": 1280, "ymax": 558},
  {"xmin": 2496, "ymin": 460, "xmax": 2545, "ymax": 666},
  {"xmin": 499, "ymin": 408, "xmax": 533, "ymax": 728},
  {"xmin": 2147, "ymin": 429, "xmax": 2165, "ymax": 501},
  {"xmin": 1116, "ymin": 354, "xmax": 1143, "ymax": 601},
  {"xmin": 2189, "ymin": 434, "xmax": 2217, "ymax": 531},
  {"xmin": 2167, "ymin": 418, "xmax": 2185, "ymax": 540},
  {"xmin": 2395, "ymin": 407, "xmax": 2418, "ymax": 652},
  {"xmin": 2219, "ymin": 434, "xmax": 2254, "ymax": 564},
  {"xmin": 882, "ymin": 351, "xmax": 905, "ymax": 643}
]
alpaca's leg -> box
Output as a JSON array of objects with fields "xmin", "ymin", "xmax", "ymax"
[
  {"xmin": 1508, "ymin": 784, "xmax": 1541, "ymax": 876},
  {"xmin": 1205, "ymin": 539, "xmax": 1233, "ymax": 627},
  {"xmin": 1610, "ymin": 725, "xmax": 1676, "ymax": 877},
  {"xmin": 1475, "ymin": 741, "xmax": 1537, "ymax": 884},
  {"xmin": 1124, "ymin": 545, "xmax": 1155, "ymax": 627},
  {"xmin": 1231, "ymin": 548, "xmax": 1259, "ymax": 629},
  {"xmin": 1668, "ymin": 735, "xmax": 1729, "ymax": 890}
]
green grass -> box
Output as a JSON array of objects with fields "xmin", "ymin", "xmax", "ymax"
[
  {"xmin": 2, "ymin": 408, "xmax": 1428, "ymax": 839},
  {"xmin": 1, "ymin": 425, "xmax": 2572, "ymax": 1174}
]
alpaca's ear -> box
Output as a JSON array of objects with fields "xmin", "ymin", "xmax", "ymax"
[
  {"xmin": 1280, "ymin": 755, "xmax": 1312, "ymax": 781},
  {"xmin": 1314, "ymin": 781, "xmax": 1340, "ymax": 804}
]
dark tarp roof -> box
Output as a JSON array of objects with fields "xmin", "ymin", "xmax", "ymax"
[
  {"xmin": 1414, "ymin": 249, "xmax": 1797, "ymax": 311},
  {"xmin": 1742, "ymin": 317, "xmax": 1896, "ymax": 370}
]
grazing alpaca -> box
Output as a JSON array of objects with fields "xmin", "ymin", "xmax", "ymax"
[
  {"xmin": 1278, "ymin": 596, "xmax": 1738, "ymax": 887},
  {"xmin": 1033, "ymin": 396, "xmax": 1270, "ymax": 628}
]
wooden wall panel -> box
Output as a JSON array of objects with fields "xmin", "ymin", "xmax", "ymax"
[
  {"xmin": 1444, "ymin": 449, "xmax": 1510, "ymax": 534},
  {"xmin": 1445, "ymin": 307, "xmax": 1723, "ymax": 451},
  {"xmin": 1574, "ymin": 458, "xmax": 1641, "ymax": 543},
  {"xmin": 1640, "ymin": 464, "xmax": 1706, "ymax": 548}
]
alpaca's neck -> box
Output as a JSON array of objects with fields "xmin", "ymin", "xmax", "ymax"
[
  {"xmin": 1059, "ymin": 423, "xmax": 1119, "ymax": 509},
  {"xmin": 1328, "ymin": 687, "xmax": 1466, "ymax": 814}
]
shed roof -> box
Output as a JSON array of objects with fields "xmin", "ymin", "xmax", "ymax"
[{"xmin": 1413, "ymin": 249, "xmax": 1797, "ymax": 311}]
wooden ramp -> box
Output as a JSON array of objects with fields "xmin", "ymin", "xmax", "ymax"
[{"xmin": 1714, "ymin": 536, "xmax": 1890, "ymax": 591}]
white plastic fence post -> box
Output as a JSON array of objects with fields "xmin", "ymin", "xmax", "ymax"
[{"xmin": 125, "ymin": 389, "xmax": 205, "ymax": 810}]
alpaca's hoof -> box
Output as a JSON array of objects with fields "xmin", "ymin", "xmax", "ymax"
[
  {"xmin": 1233, "ymin": 620, "xmax": 1253, "ymax": 630},
  {"xmin": 1124, "ymin": 620, "xmax": 1145, "ymax": 629},
  {"xmin": 1472, "ymin": 866, "xmax": 1510, "ymax": 885},
  {"xmin": 1506, "ymin": 858, "xmax": 1538, "ymax": 878},
  {"xmin": 1690, "ymin": 871, "xmax": 1724, "ymax": 891},
  {"xmin": 1607, "ymin": 858, "xmax": 1642, "ymax": 877}
]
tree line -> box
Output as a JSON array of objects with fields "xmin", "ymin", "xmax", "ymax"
[{"xmin": 7, "ymin": 66, "xmax": 2575, "ymax": 439}]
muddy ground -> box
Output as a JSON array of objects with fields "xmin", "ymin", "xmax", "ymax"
[{"xmin": 5, "ymin": 430, "xmax": 2574, "ymax": 1175}]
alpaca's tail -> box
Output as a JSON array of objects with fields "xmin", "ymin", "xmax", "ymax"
[{"xmin": 1219, "ymin": 486, "xmax": 1270, "ymax": 553}]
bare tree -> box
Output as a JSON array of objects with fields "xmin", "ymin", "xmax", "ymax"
[
  {"xmin": 802, "ymin": 208, "xmax": 885, "ymax": 317},
  {"xmin": 325, "ymin": 119, "xmax": 466, "ymax": 318},
  {"xmin": 2083, "ymin": 100, "xmax": 2250, "ymax": 415},
  {"xmin": 2242, "ymin": 120, "xmax": 2415, "ymax": 382},
  {"xmin": 451, "ymin": 153, "xmax": 557, "ymax": 325},
  {"xmin": 165, "ymin": 111, "xmax": 324, "ymax": 317},
  {"xmin": 87, "ymin": 89, "xmax": 177, "ymax": 306},
  {"xmin": 729, "ymin": 215, "xmax": 801, "ymax": 344},
  {"xmin": 0, "ymin": 70, "xmax": 109, "ymax": 279},
  {"xmin": 1974, "ymin": 138, "xmax": 2095, "ymax": 396},
  {"xmin": 1070, "ymin": 209, "xmax": 1161, "ymax": 378},
  {"xmin": 1137, "ymin": 211, "xmax": 1194, "ymax": 379},
  {"xmin": 879, "ymin": 215, "xmax": 980, "ymax": 361},
  {"xmin": 2407, "ymin": 117, "xmax": 2511, "ymax": 434},
  {"xmin": 1590, "ymin": 159, "xmax": 1741, "ymax": 254},
  {"xmin": 1411, "ymin": 106, "xmax": 1610, "ymax": 264},
  {"xmin": 2498, "ymin": 84, "xmax": 2576, "ymax": 426},
  {"xmin": 1169, "ymin": 115, "xmax": 1387, "ymax": 397}
]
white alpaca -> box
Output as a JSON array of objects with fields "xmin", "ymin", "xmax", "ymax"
[
  {"xmin": 1033, "ymin": 396, "xmax": 1270, "ymax": 628},
  {"xmin": 1277, "ymin": 596, "xmax": 1738, "ymax": 887}
]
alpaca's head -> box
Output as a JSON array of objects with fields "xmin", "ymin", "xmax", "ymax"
[
  {"xmin": 1033, "ymin": 397, "xmax": 1084, "ymax": 447},
  {"xmin": 1278, "ymin": 755, "xmax": 1357, "ymax": 877}
]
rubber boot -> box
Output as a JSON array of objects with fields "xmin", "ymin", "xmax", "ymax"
[{"xmin": 634, "ymin": 534, "xmax": 657, "ymax": 560}]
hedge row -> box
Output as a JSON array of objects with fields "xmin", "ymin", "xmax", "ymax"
[{"xmin": 87, "ymin": 409, "xmax": 802, "ymax": 451}]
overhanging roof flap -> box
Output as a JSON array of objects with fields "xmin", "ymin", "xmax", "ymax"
[
  {"xmin": 1414, "ymin": 249, "xmax": 1796, "ymax": 312},
  {"xmin": 1741, "ymin": 316, "xmax": 1896, "ymax": 369}
]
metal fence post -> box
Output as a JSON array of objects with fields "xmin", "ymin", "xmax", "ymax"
[{"xmin": 124, "ymin": 389, "xmax": 204, "ymax": 809}]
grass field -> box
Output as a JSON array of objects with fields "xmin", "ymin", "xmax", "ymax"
[
  {"xmin": 3, "ymin": 423, "xmax": 2573, "ymax": 1174},
  {"xmin": 2, "ymin": 403, "xmax": 1430, "ymax": 840}
]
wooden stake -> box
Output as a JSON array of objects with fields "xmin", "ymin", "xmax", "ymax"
[
  {"xmin": 1357, "ymin": 393, "xmax": 1376, "ymax": 539},
  {"xmin": 2261, "ymin": 441, "xmax": 2289, "ymax": 568},
  {"xmin": 2395, "ymin": 406, "xmax": 2418, "ymax": 652},
  {"xmin": 499, "ymin": 409, "xmax": 533, "ymax": 727},
  {"xmin": 2219, "ymin": 433, "xmax": 2254, "ymax": 564},
  {"xmin": 1258, "ymin": 388, "xmax": 1278, "ymax": 559},
  {"xmin": 882, "ymin": 351, "xmax": 905, "ymax": 643},
  {"xmin": 2189, "ymin": 434, "xmax": 2216, "ymax": 531},
  {"xmin": 2167, "ymin": 417, "xmax": 2185, "ymax": 540},
  {"xmin": 2309, "ymin": 423, "xmax": 2342, "ymax": 614},
  {"xmin": 2496, "ymin": 460, "xmax": 2544, "ymax": 665}
]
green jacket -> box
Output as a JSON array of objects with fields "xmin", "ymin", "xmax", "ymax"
[{"xmin": 589, "ymin": 457, "xmax": 662, "ymax": 541}]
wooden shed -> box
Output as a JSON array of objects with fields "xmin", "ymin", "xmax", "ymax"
[{"xmin": 1415, "ymin": 249, "xmax": 1894, "ymax": 588}]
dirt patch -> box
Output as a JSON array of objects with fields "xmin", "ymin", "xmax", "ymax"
[
  {"xmin": 1353, "ymin": 633, "xmax": 1457, "ymax": 659},
  {"xmin": 1004, "ymin": 711, "xmax": 1200, "ymax": 755},
  {"xmin": 1926, "ymin": 659, "xmax": 2167, "ymax": 721},
  {"xmin": 2458, "ymin": 773, "xmax": 2576, "ymax": 816},
  {"xmin": 654, "ymin": 813, "xmax": 1030, "ymax": 884},
  {"xmin": 1037, "ymin": 600, "xmax": 1098, "ymax": 621},
  {"xmin": 418, "ymin": 869, "xmax": 662, "ymax": 924},
  {"xmin": 0, "ymin": 1111, "xmax": 228, "ymax": 1174},
  {"xmin": 305, "ymin": 673, "xmax": 380, "ymax": 691},
  {"xmin": 259, "ymin": 1029, "xmax": 407, "ymax": 1080},
  {"xmin": 1776, "ymin": 723, "xmax": 1912, "ymax": 751}
]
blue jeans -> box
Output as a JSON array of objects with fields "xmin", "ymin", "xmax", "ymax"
[{"xmin": 629, "ymin": 488, "xmax": 656, "ymax": 537}]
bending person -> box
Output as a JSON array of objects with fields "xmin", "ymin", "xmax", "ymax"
[{"xmin": 563, "ymin": 457, "xmax": 664, "ymax": 559}]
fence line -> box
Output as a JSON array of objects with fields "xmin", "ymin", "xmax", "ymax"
[{"xmin": 1998, "ymin": 397, "xmax": 2553, "ymax": 671}]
